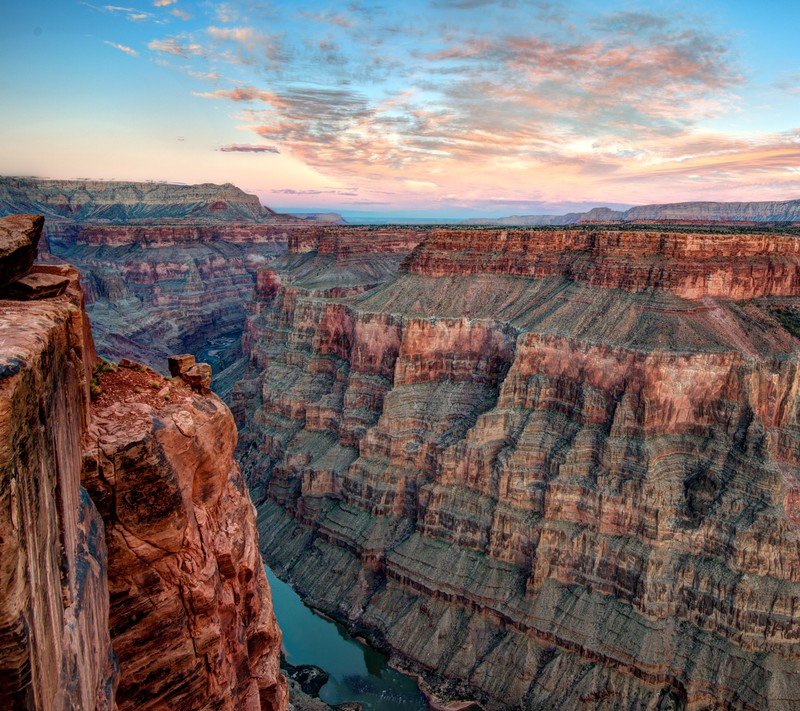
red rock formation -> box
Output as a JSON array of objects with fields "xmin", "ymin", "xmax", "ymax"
[
  {"xmin": 0, "ymin": 215, "xmax": 114, "ymax": 710},
  {"xmin": 238, "ymin": 227, "xmax": 800, "ymax": 710},
  {"xmin": 82, "ymin": 365, "xmax": 287, "ymax": 710},
  {"xmin": 46, "ymin": 222, "xmax": 289, "ymax": 248},
  {"xmin": 0, "ymin": 214, "xmax": 287, "ymax": 711}
]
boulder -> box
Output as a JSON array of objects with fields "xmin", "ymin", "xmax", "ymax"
[
  {"xmin": 168, "ymin": 353, "xmax": 196, "ymax": 377},
  {"xmin": 3, "ymin": 270, "xmax": 70, "ymax": 300},
  {"xmin": 0, "ymin": 214, "xmax": 43, "ymax": 288},
  {"xmin": 183, "ymin": 362, "xmax": 212, "ymax": 392}
]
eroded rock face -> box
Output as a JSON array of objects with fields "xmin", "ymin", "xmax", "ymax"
[
  {"xmin": 238, "ymin": 227, "xmax": 800, "ymax": 710},
  {"xmin": 405, "ymin": 229, "xmax": 800, "ymax": 299},
  {"xmin": 0, "ymin": 177, "xmax": 276, "ymax": 222},
  {"xmin": 0, "ymin": 263, "xmax": 116, "ymax": 710},
  {"xmin": 82, "ymin": 365, "xmax": 287, "ymax": 711}
]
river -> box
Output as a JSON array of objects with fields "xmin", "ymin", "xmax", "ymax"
[{"xmin": 265, "ymin": 566, "xmax": 429, "ymax": 710}]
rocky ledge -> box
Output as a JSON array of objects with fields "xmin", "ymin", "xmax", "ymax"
[{"xmin": 238, "ymin": 226, "xmax": 800, "ymax": 710}]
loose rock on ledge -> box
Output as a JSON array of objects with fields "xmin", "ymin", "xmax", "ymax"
[{"xmin": 0, "ymin": 214, "xmax": 43, "ymax": 288}]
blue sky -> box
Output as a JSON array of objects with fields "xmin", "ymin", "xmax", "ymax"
[{"xmin": 2, "ymin": 0, "xmax": 800, "ymax": 217}]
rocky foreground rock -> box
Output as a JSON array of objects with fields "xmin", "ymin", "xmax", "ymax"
[
  {"xmin": 237, "ymin": 226, "xmax": 800, "ymax": 709},
  {"xmin": 0, "ymin": 215, "xmax": 287, "ymax": 710}
]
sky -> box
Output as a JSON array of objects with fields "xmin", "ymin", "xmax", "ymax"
[{"xmin": 1, "ymin": 0, "xmax": 800, "ymax": 219}]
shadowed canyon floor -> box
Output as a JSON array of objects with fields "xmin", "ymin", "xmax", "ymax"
[{"xmin": 235, "ymin": 227, "xmax": 800, "ymax": 710}]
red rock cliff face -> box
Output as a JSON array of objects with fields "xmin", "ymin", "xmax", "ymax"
[
  {"xmin": 0, "ymin": 178, "xmax": 293, "ymax": 383},
  {"xmin": 238, "ymin": 227, "xmax": 800, "ymax": 710},
  {"xmin": 0, "ymin": 217, "xmax": 114, "ymax": 710},
  {"xmin": 406, "ymin": 229, "xmax": 800, "ymax": 299},
  {"xmin": 82, "ymin": 366, "xmax": 287, "ymax": 710}
]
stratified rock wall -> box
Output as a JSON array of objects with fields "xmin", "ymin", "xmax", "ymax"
[
  {"xmin": 0, "ymin": 215, "xmax": 116, "ymax": 710},
  {"xmin": 239, "ymin": 227, "xmax": 800, "ymax": 710},
  {"xmin": 0, "ymin": 178, "xmax": 294, "ymax": 377}
]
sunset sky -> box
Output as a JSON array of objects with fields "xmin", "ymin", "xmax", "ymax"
[{"xmin": 2, "ymin": 0, "xmax": 800, "ymax": 218}]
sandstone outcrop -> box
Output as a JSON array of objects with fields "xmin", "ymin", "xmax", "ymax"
[
  {"xmin": 238, "ymin": 226, "xmax": 800, "ymax": 709},
  {"xmin": 82, "ymin": 364, "xmax": 287, "ymax": 710},
  {"xmin": 0, "ymin": 214, "xmax": 287, "ymax": 711},
  {"xmin": 0, "ymin": 214, "xmax": 43, "ymax": 287}
]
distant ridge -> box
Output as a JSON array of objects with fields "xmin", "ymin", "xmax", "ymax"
[
  {"xmin": 464, "ymin": 198, "xmax": 800, "ymax": 225},
  {"xmin": 0, "ymin": 176, "xmax": 340, "ymax": 224}
]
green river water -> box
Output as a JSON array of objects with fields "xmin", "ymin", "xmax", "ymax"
[{"xmin": 265, "ymin": 566, "xmax": 429, "ymax": 710}]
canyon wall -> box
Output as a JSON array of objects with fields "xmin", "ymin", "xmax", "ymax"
[
  {"xmin": 0, "ymin": 236, "xmax": 116, "ymax": 710},
  {"xmin": 238, "ymin": 227, "xmax": 800, "ymax": 709},
  {"xmin": 0, "ymin": 177, "xmax": 276, "ymax": 222},
  {"xmin": 0, "ymin": 215, "xmax": 287, "ymax": 710}
]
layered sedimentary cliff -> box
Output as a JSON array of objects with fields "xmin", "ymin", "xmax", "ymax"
[
  {"xmin": 82, "ymin": 361, "xmax": 286, "ymax": 710},
  {"xmin": 0, "ymin": 222, "xmax": 116, "ymax": 710},
  {"xmin": 0, "ymin": 215, "xmax": 286, "ymax": 710},
  {"xmin": 238, "ymin": 226, "xmax": 800, "ymax": 709}
]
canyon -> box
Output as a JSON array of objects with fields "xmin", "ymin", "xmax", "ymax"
[
  {"xmin": 0, "ymin": 215, "xmax": 287, "ymax": 710},
  {"xmin": 0, "ymin": 178, "xmax": 297, "ymax": 391},
  {"xmin": 236, "ymin": 226, "xmax": 800, "ymax": 709},
  {"xmin": 5, "ymin": 178, "xmax": 800, "ymax": 710}
]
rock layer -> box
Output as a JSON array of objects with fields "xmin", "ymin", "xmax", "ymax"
[
  {"xmin": 0, "ymin": 177, "xmax": 276, "ymax": 222},
  {"xmin": 238, "ymin": 227, "xmax": 800, "ymax": 709},
  {"xmin": 0, "ymin": 178, "xmax": 295, "ymax": 379},
  {"xmin": 465, "ymin": 198, "xmax": 800, "ymax": 225}
]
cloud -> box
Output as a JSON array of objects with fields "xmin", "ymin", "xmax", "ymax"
[
  {"xmin": 152, "ymin": 0, "xmax": 176, "ymax": 5},
  {"xmin": 218, "ymin": 144, "xmax": 280, "ymax": 153},
  {"xmin": 194, "ymin": 86, "xmax": 280, "ymax": 102},
  {"xmin": 299, "ymin": 10, "xmax": 354, "ymax": 28},
  {"xmin": 104, "ymin": 40, "xmax": 138, "ymax": 56},
  {"xmin": 432, "ymin": 0, "xmax": 516, "ymax": 8},
  {"xmin": 271, "ymin": 188, "xmax": 358, "ymax": 196},
  {"xmin": 171, "ymin": 8, "xmax": 190, "ymax": 20},
  {"xmin": 140, "ymin": 0, "xmax": 794, "ymax": 206},
  {"xmin": 82, "ymin": 2, "xmax": 156, "ymax": 22},
  {"xmin": 776, "ymin": 72, "xmax": 800, "ymax": 94},
  {"xmin": 148, "ymin": 36, "xmax": 205, "ymax": 57}
]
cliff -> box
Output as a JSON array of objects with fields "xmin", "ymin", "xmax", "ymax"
[
  {"xmin": 464, "ymin": 198, "xmax": 800, "ymax": 225},
  {"xmin": 0, "ymin": 224, "xmax": 115, "ymax": 710},
  {"xmin": 82, "ymin": 362, "xmax": 287, "ymax": 710},
  {"xmin": 0, "ymin": 215, "xmax": 287, "ymax": 710},
  {"xmin": 0, "ymin": 177, "xmax": 276, "ymax": 222},
  {"xmin": 238, "ymin": 226, "xmax": 800, "ymax": 709},
  {"xmin": 0, "ymin": 178, "xmax": 294, "ymax": 379}
]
